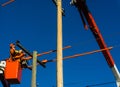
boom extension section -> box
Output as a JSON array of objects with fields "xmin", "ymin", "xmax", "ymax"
[{"xmin": 70, "ymin": 0, "xmax": 120, "ymax": 86}]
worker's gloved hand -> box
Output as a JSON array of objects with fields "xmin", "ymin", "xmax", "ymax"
[{"xmin": 18, "ymin": 50, "xmax": 22, "ymax": 53}]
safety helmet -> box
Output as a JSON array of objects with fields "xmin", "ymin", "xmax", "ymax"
[{"xmin": 10, "ymin": 43, "xmax": 15, "ymax": 48}]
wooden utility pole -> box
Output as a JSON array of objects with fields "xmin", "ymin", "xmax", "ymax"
[
  {"xmin": 56, "ymin": 0, "xmax": 63, "ymax": 87},
  {"xmin": 31, "ymin": 51, "xmax": 37, "ymax": 87}
]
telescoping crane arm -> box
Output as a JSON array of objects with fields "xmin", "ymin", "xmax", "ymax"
[
  {"xmin": 71, "ymin": 0, "xmax": 114, "ymax": 67},
  {"xmin": 70, "ymin": 0, "xmax": 120, "ymax": 86}
]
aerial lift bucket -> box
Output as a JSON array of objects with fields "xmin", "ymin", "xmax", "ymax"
[{"xmin": 4, "ymin": 60, "xmax": 22, "ymax": 84}]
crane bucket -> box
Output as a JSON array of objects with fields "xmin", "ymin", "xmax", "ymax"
[{"xmin": 4, "ymin": 60, "xmax": 22, "ymax": 84}]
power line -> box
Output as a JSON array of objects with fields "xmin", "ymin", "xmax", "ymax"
[
  {"xmin": 1, "ymin": 0, "xmax": 15, "ymax": 7},
  {"xmin": 52, "ymin": 81, "xmax": 115, "ymax": 87},
  {"xmin": 66, "ymin": 31, "xmax": 120, "ymax": 49},
  {"xmin": 86, "ymin": 81, "xmax": 115, "ymax": 87},
  {"xmin": 47, "ymin": 46, "xmax": 113, "ymax": 62}
]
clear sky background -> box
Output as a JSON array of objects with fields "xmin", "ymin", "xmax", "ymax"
[{"xmin": 0, "ymin": 0, "xmax": 120, "ymax": 87}]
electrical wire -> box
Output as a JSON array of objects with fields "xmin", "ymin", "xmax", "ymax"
[
  {"xmin": 47, "ymin": 46, "xmax": 113, "ymax": 62},
  {"xmin": 52, "ymin": 81, "xmax": 115, "ymax": 87},
  {"xmin": 86, "ymin": 81, "xmax": 115, "ymax": 87},
  {"xmin": 1, "ymin": 0, "xmax": 15, "ymax": 7},
  {"xmin": 65, "ymin": 31, "xmax": 120, "ymax": 49}
]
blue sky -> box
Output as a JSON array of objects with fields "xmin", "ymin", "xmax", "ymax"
[{"xmin": 0, "ymin": 0, "xmax": 120, "ymax": 87}]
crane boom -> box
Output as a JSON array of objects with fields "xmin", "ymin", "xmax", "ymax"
[
  {"xmin": 70, "ymin": 0, "xmax": 120, "ymax": 86},
  {"xmin": 71, "ymin": 0, "xmax": 114, "ymax": 67}
]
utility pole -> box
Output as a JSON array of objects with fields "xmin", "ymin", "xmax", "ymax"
[
  {"xmin": 56, "ymin": 0, "xmax": 63, "ymax": 87},
  {"xmin": 31, "ymin": 51, "xmax": 37, "ymax": 87}
]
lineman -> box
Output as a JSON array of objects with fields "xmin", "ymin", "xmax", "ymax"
[{"xmin": 9, "ymin": 43, "xmax": 48, "ymax": 70}]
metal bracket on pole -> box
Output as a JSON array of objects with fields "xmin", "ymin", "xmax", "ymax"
[
  {"xmin": 70, "ymin": 0, "xmax": 86, "ymax": 5},
  {"xmin": 70, "ymin": 0, "xmax": 77, "ymax": 5},
  {"xmin": 15, "ymin": 40, "xmax": 46, "ymax": 68},
  {"xmin": 52, "ymin": 0, "xmax": 65, "ymax": 16}
]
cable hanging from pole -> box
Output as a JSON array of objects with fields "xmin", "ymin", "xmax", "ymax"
[{"xmin": 46, "ymin": 46, "xmax": 113, "ymax": 63}]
